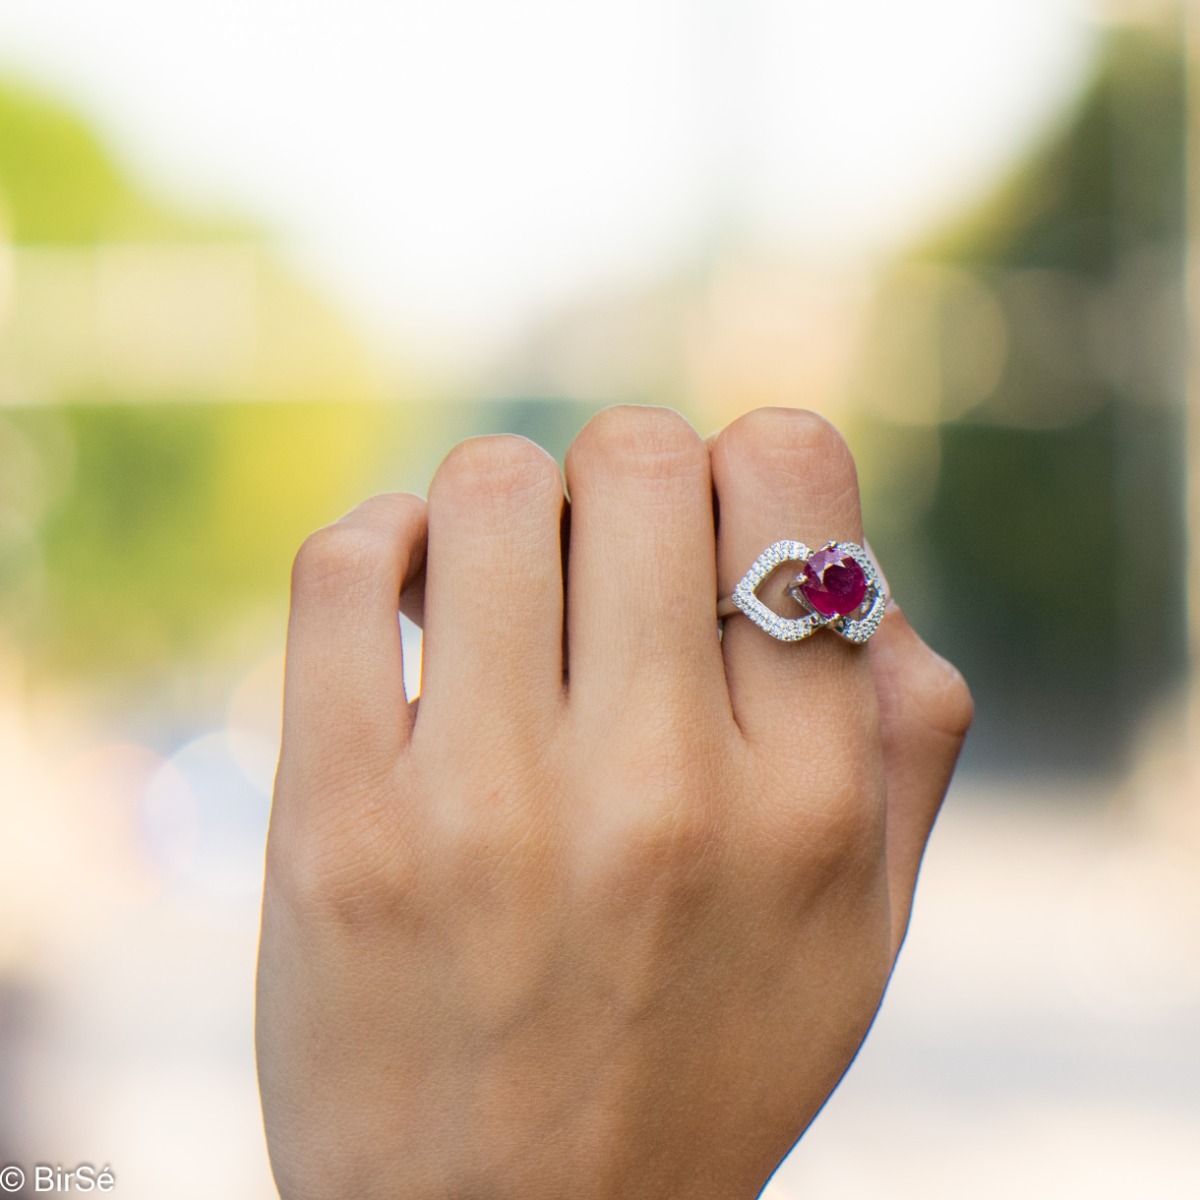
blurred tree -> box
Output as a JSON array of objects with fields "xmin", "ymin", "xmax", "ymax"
[
  {"xmin": 0, "ymin": 79, "xmax": 247, "ymax": 241},
  {"xmin": 5, "ymin": 402, "xmax": 393, "ymax": 680},
  {"xmin": 0, "ymin": 78, "xmax": 417, "ymax": 693},
  {"xmin": 862, "ymin": 25, "xmax": 1187, "ymax": 771}
]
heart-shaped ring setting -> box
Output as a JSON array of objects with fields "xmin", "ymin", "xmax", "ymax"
[{"xmin": 726, "ymin": 540, "xmax": 886, "ymax": 643}]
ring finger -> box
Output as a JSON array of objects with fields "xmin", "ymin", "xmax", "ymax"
[{"xmin": 710, "ymin": 408, "xmax": 879, "ymax": 755}]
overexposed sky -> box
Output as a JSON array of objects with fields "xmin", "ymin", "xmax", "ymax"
[{"xmin": 0, "ymin": 1, "xmax": 1098, "ymax": 359}]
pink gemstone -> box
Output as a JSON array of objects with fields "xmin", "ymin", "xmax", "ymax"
[{"xmin": 797, "ymin": 545, "xmax": 868, "ymax": 618}]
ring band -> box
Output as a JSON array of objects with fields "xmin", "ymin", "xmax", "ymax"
[{"xmin": 718, "ymin": 540, "xmax": 886, "ymax": 643}]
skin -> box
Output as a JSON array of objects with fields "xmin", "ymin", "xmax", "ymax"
[{"xmin": 256, "ymin": 405, "xmax": 974, "ymax": 1200}]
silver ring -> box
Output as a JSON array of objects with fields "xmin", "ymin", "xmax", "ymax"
[{"xmin": 717, "ymin": 540, "xmax": 887, "ymax": 643}]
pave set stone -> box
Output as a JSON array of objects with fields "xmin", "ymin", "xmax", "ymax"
[{"xmin": 731, "ymin": 540, "xmax": 885, "ymax": 644}]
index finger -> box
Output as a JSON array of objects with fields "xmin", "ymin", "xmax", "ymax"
[{"xmin": 280, "ymin": 492, "xmax": 427, "ymax": 786}]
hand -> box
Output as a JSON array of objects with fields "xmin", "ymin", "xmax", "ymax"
[{"xmin": 256, "ymin": 406, "xmax": 973, "ymax": 1200}]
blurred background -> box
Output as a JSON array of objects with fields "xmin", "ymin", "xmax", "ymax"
[{"xmin": 0, "ymin": 0, "xmax": 1197, "ymax": 1195}]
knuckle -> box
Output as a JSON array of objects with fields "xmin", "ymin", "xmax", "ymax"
[
  {"xmin": 268, "ymin": 804, "xmax": 415, "ymax": 929},
  {"xmin": 291, "ymin": 521, "xmax": 393, "ymax": 599},
  {"xmin": 430, "ymin": 433, "xmax": 561, "ymax": 509},
  {"xmin": 587, "ymin": 738, "xmax": 727, "ymax": 895},
  {"xmin": 719, "ymin": 407, "xmax": 858, "ymax": 497},
  {"xmin": 606, "ymin": 800, "xmax": 719, "ymax": 894},
  {"xmin": 812, "ymin": 785, "xmax": 883, "ymax": 865},
  {"xmin": 915, "ymin": 652, "xmax": 975, "ymax": 739},
  {"xmin": 567, "ymin": 405, "xmax": 706, "ymax": 483},
  {"xmin": 438, "ymin": 809, "xmax": 539, "ymax": 902},
  {"xmin": 417, "ymin": 746, "xmax": 564, "ymax": 893},
  {"xmin": 356, "ymin": 487, "xmax": 425, "ymax": 520},
  {"xmin": 629, "ymin": 786, "xmax": 714, "ymax": 855},
  {"xmin": 873, "ymin": 613, "xmax": 974, "ymax": 743},
  {"xmin": 752, "ymin": 764, "xmax": 883, "ymax": 884}
]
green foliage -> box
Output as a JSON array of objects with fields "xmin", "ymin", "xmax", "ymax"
[
  {"xmin": 0, "ymin": 75, "xmax": 420, "ymax": 689},
  {"xmin": 925, "ymin": 29, "xmax": 1185, "ymax": 274},
  {"xmin": 5, "ymin": 402, "xmax": 401, "ymax": 678},
  {"xmin": 0, "ymin": 76, "xmax": 251, "ymax": 241},
  {"xmin": 895, "ymin": 26, "xmax": 1188, "ymax": 768}
]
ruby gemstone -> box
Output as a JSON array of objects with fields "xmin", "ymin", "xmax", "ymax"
[{"xmin": 797, "ymin": 546, "xmax": 868, "ymax": 618}]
